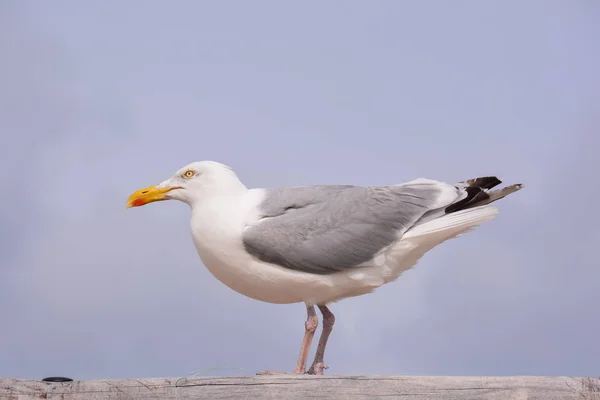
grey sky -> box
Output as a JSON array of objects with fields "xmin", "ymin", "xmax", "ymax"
[{"xmin": 1, "ymin": 0, "xmax": 598, "ymax": 379}]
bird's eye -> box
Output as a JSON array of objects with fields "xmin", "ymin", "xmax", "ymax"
[{"xmin": 183, "ymin": 170, "xmax": 195, "ymax": 178}]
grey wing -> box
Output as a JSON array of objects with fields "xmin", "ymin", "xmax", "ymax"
[{"xmin": 242, "ymin": 180, "xmax": 462, "ymax": 275}]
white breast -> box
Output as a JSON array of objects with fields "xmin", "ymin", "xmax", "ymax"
[{"xmin": 188, "ymin": 190, "xmax": 302, "ymax": 303}]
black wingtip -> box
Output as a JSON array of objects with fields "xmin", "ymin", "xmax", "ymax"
[
  {"xmin": 463, "ymin": 176, "xmax": 502, "ymax": 190},
  {"xmin": 446, "ymin": 176, "xmax": 517, "ymax": 214}
]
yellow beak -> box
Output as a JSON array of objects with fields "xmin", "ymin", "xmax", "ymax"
[{"xmin": 126, "ymin": 185, "xmax": 177, "ymax": 208}]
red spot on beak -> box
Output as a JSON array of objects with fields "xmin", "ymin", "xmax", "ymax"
[{"xmin": 131, "ymin": 198, "xmax": 146, "ymax": 207}]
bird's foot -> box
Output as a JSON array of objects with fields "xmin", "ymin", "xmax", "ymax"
[{"xmin": 307, "ymin": 362, "xmax": 328, "ymax": 376}]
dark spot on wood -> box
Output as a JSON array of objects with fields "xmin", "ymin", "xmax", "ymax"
[{"xmin": 42, "ymin": 377, "xmax": 73, "ymax": 383}]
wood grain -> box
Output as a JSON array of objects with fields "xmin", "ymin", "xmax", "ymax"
[{"xmin": 2, "ymin": 375, "xmax": 599, "ymax": 399}]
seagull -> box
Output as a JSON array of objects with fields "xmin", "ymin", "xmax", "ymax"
[{"xmin": 126, "ymin": 161, "xmax": 523, "ymax": 375}]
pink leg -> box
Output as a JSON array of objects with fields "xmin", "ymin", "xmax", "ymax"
[
  {"xmin": 257, "ymin": 304, "xmax": 318, "ymax": 375},
  {"xmin": 293, "ymin": 305, "xmax": 318, "ymax": 374},
  {"xmin": 308, "ymin": 305, "xmax": 335, "ymax": 376}
]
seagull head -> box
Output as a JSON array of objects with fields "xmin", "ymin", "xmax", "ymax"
[{"xmin": 126, "ymin": 160, "xmax": 245, "ymax": 208}]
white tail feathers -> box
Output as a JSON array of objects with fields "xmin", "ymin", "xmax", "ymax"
[
  {"xmin": 404, "ymin": 205, "xmax": 499, "ymax": 239},
  {"xmin": 381, "ymin": 205, "xmax": 500, "ymax": 285}
]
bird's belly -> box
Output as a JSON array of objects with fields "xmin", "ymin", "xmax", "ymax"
[
  {"xmin": 193, "ymin": 242, "xmax": 322, "ymax": 304},
  {"xmin": 192, "ymin": 238, "xmax": 393, "ymax": 305},
  {"xmin": 189, "ymin": 213, "xmax": 410, "ymax": 305}
]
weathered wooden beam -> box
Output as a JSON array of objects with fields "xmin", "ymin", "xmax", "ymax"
[{"xmin": 1, "ymin": 375, "xmax": 599, "ymax": 399}]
